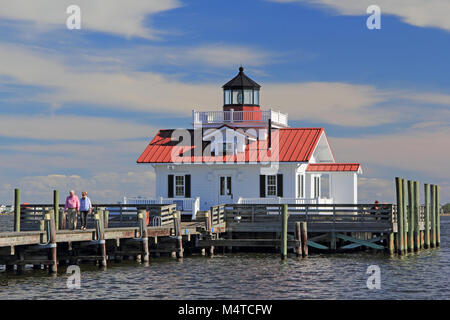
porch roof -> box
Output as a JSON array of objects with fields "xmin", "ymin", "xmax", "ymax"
[{"xmin": 306, "ymin": 163, "xmax": 362, "ymax": 173}]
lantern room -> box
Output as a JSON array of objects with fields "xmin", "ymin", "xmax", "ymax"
[{"xmin": 222, "ymin": 67, "xmax": 261, "ymax": 112}]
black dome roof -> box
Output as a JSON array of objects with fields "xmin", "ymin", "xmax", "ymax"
[{"xmin": 222, "ymin": 67, "xmax": 261, "ymax": 90}]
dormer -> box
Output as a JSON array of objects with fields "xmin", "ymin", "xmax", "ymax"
[{"xmin": 202, "ymin": 125, "xmax": 257, "ymax": 156}]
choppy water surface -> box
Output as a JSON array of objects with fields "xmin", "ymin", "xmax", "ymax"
[{"xmin": 0, "ymin": 215, "xmax": 449, "ymax": 299}]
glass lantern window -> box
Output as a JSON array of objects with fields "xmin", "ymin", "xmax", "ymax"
[
  {"xmin": 253, "ymin": 90, "xmax": 259, "ymax": 105},
  {"xmin": 244, "ymin": 90, "xmax": 253, "ymax": 104},
  {"xmin": 233, "ymin": 90, "xmax": 243, "ymax": 104},
  {"xmin": 224, "ymin": 90, "xmax": 231, "ymax": 105}
]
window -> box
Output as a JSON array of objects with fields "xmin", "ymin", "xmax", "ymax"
[
  {"xmin": 314, "ymin": 176, "xmax": 320, "ymax": 198},
  {"xmin": 267, "ymin": 175, "xmax": 277, "ymax": 196},
  {"xmin": 175, "ymin": 175, "xmax": 185, "ymax": 197},
  {"xmin": 224, "ymin": 90, "xmax": 231, "ymax": 104},
  {"xmin": 220, "ymin": 176, "xmax": 232, "ymax": 196},
  {"xmin": 232, "ymin": 90, "xmax": 243, "ymax": 104},
  {"xmin": 297, "ymin": 174, "xmax": 305, "ymax": 198},
  {"xmin": 253, "ymin": 90, "xmax": 259, "ymax": 105},
  {"xmin": 244, "ymin": 89, "xmax": 253, "ymax": 104},
  {"xmin": 222, "ymin": 142, "xmax": 233, "ymax": 154}
]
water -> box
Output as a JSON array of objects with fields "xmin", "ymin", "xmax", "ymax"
[{"xmin": 0, "ymin": 214, "xmax": 449, "ymax": 299}]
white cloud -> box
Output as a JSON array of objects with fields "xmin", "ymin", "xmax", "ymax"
[
  {"xmin": 271, "ymin": 0, "xmax": 450, "ymax": 32},
  {"xmin": 0, "ymin": 115, "xmax": 156, "ymax": 141},
  {"xmin": 2, "ymin": 43, "xmax": 450, "ymax": 127},
  {"xmin": 0, "ymin": 0, "xmax": 181, "ymax": 38},
  {"xmin": 0, "ymin": 171, "xmax": 155, "ymax": 204}
]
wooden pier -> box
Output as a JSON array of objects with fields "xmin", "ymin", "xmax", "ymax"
[{"xmin": 0, "ymin": 178, "xmax": 442, "ymax": 274}]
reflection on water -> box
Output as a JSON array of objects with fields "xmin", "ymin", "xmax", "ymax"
[{"xmin": 0, "ymin": 215, "xmax": 449, "ymax": 299}]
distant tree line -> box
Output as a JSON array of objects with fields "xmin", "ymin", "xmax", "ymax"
[{"xmin": 443, "ymin": 203, "xmax": 450, "ymax": 213}]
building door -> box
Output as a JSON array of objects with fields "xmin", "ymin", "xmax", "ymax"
[{"xmin": 218, "ymin": 176, "xmax": 233, "ymax": 204}]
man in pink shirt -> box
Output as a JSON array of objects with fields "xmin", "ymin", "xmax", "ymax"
[{"xmin": 65, "ymin": 190, "xmax": 80, "ymax": 230}]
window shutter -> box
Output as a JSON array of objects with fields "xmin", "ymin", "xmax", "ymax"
[
  {"xmin": 185, "ymin": 174, "xmax": 191, "ymax": 198},
  {"xmin": 168, "ymin": 175, "xmax": 174, "ymax": 198},
  {"xmin": 260, "ymin": 175, "xmax": 266, "ymax": 198},
  {"xmin": 277, "ymin": 174, "xmax": 283, "ymax": 197}
]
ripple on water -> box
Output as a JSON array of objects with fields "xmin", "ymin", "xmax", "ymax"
[{"xmin": 0, "ymin": 216, "xmax": 449, "ymax": 299}]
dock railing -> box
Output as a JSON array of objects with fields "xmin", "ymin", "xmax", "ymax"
[
  {"xmin": 210, "ymin": 204, "xmax": 226, "ymax": 226},
  {"xmin": 19, "ymin": 203, "xmax": 177, "ymax": 231},
  {"xmin": 225, "ymin": 203, "xmax": 397, "ymax": 233}
]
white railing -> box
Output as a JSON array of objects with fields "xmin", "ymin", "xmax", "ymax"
[
  {"xmin": 123, "ymin": 197, "xmax": 200, "ymax": 220},
  {"xmin": 237, "ymin": 197, "xmax": 334, "ymax": 205},
  {"xmin": 193, "ymin": 109, "xmax": 288, "ymax": 127}
]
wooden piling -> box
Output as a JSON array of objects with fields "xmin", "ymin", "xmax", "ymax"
[
  {"xmin": 281, "ymin": 204, "xmax": 288, "ymax": 260},
  {"xmin": 95, "ymin": 211, "xmax": 107, "ymax": 267},
  {"xmin": 430, "ymin": 185, "xmax": 436, "ymax": 247},
  {"xmin": 172, "ymin": 211, "xmax": 183, "ymax": 259},
  {"xmin": 138, "ymin": 210, "xmax": 149, "ymax": 262},
  {"xmin": 14, "ymin": 188, "xmax": 20, "ymax": 232},
  {"xmin": 414, "ymin": 181, "xmax": 421, "ymax": 251},
  {"xmin": 295, "ymin": 222, "xmax": 302, "ymax": 257},
  {"xmin": 388, "ymin": 233, "xmax": 395, "ymax": 255},
  {"xmin": 300, "ymin": 222, "xmax": 308, "ymax": 257},
  {"xmin": 59, "ymin": 208, "xmax": 66, "ymax": 230},
  {"xmin": 402, "ymin": 179, "xmax": 408, "ymax": 252},
  {"xmin": 395, "ymin": 177, "xmax": 405, "ymax": 254},
  {"xmin": 424, "ymin": 184, "xmax": 431, "ymax": 248},
  {"xmin": 435, "ymin": 185, "xmax": 440, "ymax": 247},
  {"xmin": 103, "ymin": 210, "xmax": 109, "ymax": 229},
  {"xmin": 53, "ymin": 190, "xmax": 59, "ymax": 231},
  {"xmin": 47, "ymin": 211, "xmax": 57, "ymax": 274},
  {"xmin": 407, "ymin": 180, "xmax": 414, "ymax": 252}
]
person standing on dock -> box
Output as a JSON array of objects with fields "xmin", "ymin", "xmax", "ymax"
[
  {"xmin": 65, "ymin": 190, "xmax": 80, "ymax": 230},
  {"xmin": 79, "ymin": 191, "xmax": 92, "ymax": 230}
]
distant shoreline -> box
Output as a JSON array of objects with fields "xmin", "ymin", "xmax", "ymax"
[{"xmin": 0, "ymin": 212, "xmax": 13, "ymax": 216}]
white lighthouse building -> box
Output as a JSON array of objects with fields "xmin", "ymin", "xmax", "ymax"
[{"xmin": 135, "ymin": 67, "xmax": 362, "ymax": 218}]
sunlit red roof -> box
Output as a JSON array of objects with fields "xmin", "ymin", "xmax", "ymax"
[
  {"xmin": 137, "ymin": 128, "xmax": 325, "ymax": 164},
  {"xmin": 306, "ymin": 163, "xmax": 361, "ymax": 172}
]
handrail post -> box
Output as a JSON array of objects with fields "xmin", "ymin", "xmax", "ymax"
[{"xmin": 14, "ymin": 188, "xmax": 20, "ymax": 232}]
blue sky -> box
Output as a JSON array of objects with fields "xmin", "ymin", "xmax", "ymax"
[{"xmin": 0, "ymin": 0, "xmax": 449, "ymax": 203}]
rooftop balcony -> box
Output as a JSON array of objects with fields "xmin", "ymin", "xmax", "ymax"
[{"xmin": 193, "ymin": 109, "xmax": 288, "ymax": 128}]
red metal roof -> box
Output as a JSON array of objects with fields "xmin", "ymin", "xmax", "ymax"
[
  {"xmin": 137, "ymin": 128, "xmax": 324, "ymax": 164},
  {"xmin": 306, "ymin": 163, "xmax": 361, "ymax": 172}
]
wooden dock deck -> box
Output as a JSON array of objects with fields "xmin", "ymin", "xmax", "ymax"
[{"xmin": 0, "ymin": 179, "xmax": 442, "ymax": 274}]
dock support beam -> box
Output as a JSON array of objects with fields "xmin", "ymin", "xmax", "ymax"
[
  {"xmin": 281, "ymin": 204, "xmax": 288, "ymax": 260},
  {"xmin": 395, "ymin": 177, "xmax": 405, "ymax": 255},
  {"xmin": 14, "ymin": 188, "xmax": 20, "ymax": 232}
]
